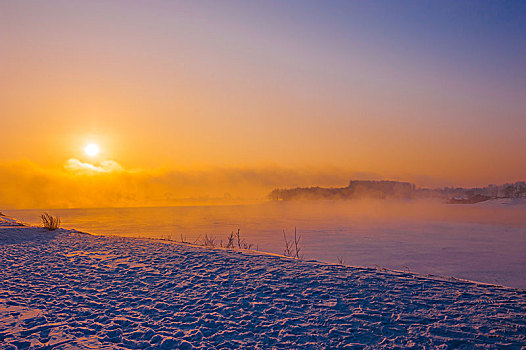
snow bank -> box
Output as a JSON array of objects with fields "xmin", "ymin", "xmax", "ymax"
[
  {"xmin": 0, "ymin": 215, "xmax": 24, "ymax": 227},
  {"xmin": 0, "ymin": 225, "xmax": 525, "ymax": 349}
]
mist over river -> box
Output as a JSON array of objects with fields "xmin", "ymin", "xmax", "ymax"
[{"xmin": 6, "ymin": 199, "xmax": 526, "ymax": 289}]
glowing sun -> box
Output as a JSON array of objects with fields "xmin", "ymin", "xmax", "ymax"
[{"xmin": 84, "ymin": 143, "xmax": 100, "ymax": 157}]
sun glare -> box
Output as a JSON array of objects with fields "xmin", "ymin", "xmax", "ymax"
[{"xmin": 84, "ymin": 143, "xmax": 100, "ymax": 157}]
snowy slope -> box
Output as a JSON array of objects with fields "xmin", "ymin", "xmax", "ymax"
[
  {"xmin": 0, "ymin": 225, "xmax": 525, "ymax": 349},
  {"xmin": 0, "ymin": 215, "xmax": 24, "ymax": 227}
]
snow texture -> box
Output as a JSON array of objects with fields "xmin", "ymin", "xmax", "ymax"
[{"xmin": 1, "ymin": 224, "xmax": 525, "ymax": 349}]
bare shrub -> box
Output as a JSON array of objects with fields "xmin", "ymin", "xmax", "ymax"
[
  {"xmin": 223, "ymin": 229, "xmax": 254, "ymax": 250},
  {"xmin": 226, "ymin": 231, "xmax": 235, "ymax": 248},
  {"xmin": 293, "ymin": 227, "xmax": 302, "ymax": 259},
  {"xmin": 179, "ymin": 233, "xmax": 191, "ymax": 244},
  {"xmin": 235, "ymin": 229, "xmax": 241, "ymax": 248},
  {"xmin": 41, "ymin": 212, "xmax": 60, "ymax": 231},
  {"xmin": 200, "ymin": 233, "xmax": 216, "ymax": 247},
  {"xmin": 283, "ymin": 227, "xmax": 303, "ymax": 259},
  {"xmin": 282, "ymin": 229, "xmax": 294, "ymax": 257}
]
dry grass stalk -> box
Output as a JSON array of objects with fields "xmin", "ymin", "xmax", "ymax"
[
  {"xmin": 283, "ymin": 229, "xmax": 294, "ymax": 257},
  {"xmin": 293, "ymin": 227, "xmax": 302, "ymax": 259},
  {"xmin": 235, "ymin": 229, "xmax": 241, "ymax": 248},
  {"xmin": 201, "ymin": 233, "xmax": 216, "ymax": 247},
  {"xmin": 283, "ymin": 228, "xmax": 303, "ymax": 259},
  {"xmin": 226, "ymin": 231, "xmax": 235, "ymax": 248},
  {"xmin": 41, "ymin": 212, "xmax": 60, "ymax": 231}
]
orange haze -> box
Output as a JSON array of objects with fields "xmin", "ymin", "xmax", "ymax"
[{"xmin": 1, "ymin": 2, "xmax": 525, "ymax": 209}]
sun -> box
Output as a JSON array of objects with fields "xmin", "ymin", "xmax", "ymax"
[{"xmin": 84, "ymin": 143, "xmax": 100, "ymax": 157}]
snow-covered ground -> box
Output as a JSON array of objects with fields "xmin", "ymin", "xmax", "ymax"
[{"xmin": 1, "ymin": 218, "xmax": 525, "ymax": 349}]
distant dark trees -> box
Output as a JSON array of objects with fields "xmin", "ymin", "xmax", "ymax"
[
  {"xmin": 269, "ymin": 180, "xmax": 413, "ymax": 201},
  {"xmin": 269, "ymin": 180, "xmax": 526, "ymax": 201},
  {"xmin": 503, "ymin": 182, "xmax": 526, "ymax": 198}
]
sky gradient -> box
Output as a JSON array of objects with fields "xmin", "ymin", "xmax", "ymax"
[{"xmin": 1, "ymin": 1, "xmax": 525, "ymax": 208}]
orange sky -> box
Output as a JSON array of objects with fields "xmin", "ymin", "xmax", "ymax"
[{"xmin": 1, "ymin": 1, "xmax": 525, "ymax": 208}]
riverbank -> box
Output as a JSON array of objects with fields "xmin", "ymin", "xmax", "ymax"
[
  {"xmin": 1, "ymin": 217, "xmax": 526, "ymax": 348},
  {"xmin": 5, "ymin": 200, "xmax": 526, "ymax": 289}
]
